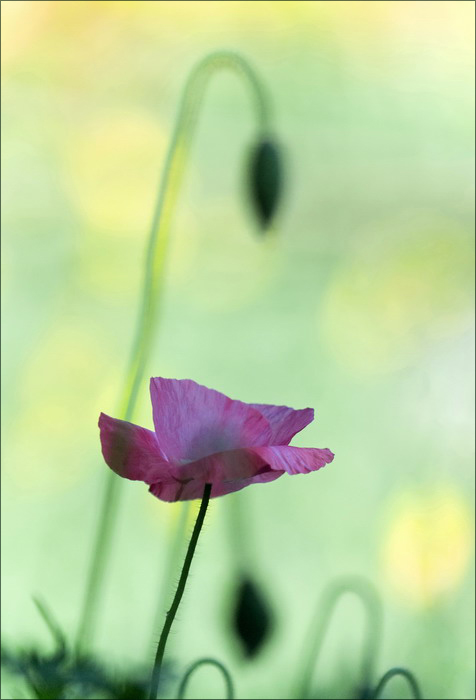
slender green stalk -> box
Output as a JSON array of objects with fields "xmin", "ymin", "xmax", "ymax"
[
  {"xmin": 75, "ymin": 51, "xmax": 270, "ymax": 655},
  {"xmin": 177, "ymin": 657, "xmax": 234, "ymax": 699},
  {"xmin": 294, "ymin": 576, "xmax": 382, "ymax": 699},
  {"xmin": 373, "ymin": 667, "xmax": 422, "ymax": 699},
  {"xmin": 149, "ymin": 501, "xmax": 191, "ymax": 651},
  {"xmin": 149, "ymin": 484, "xmax": 212, "ymax": 700}
]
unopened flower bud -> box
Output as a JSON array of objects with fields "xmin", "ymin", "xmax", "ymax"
[
  {"xmin": 248, "ymin": 137, "xmax": 282, "ymax": 229},
  {"xmin": 231, "ymin": 575, "xmax": 274, "ymax": 658}
]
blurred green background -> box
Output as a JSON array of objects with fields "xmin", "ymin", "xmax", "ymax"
[{"xmin": 1, "ymin": 1, "xmax": 474, "ymax": 698}]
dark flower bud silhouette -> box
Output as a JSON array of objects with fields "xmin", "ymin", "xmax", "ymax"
[
  {"xmin": 249, "ymin": 137, "xmax": 282, "ymax": 229},
  {"xmin": 232, "ymin": 575, "xmax": 274, "ymax": 658}
]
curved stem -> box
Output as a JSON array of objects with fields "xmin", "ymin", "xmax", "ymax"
[
  {"xmin": 118, "ymin": 51, "xmax": 271, "ymax": 422},
  {"xmin": 149, "ymin": 484, "xmax": 212, "ymax": 700},
  {"xmin": 177, "ymin": 657, "xmax": 234, "ymax": 699},
  {"xmin": 294, "ymin": 576, "xmax": 382, "ymax": 699},
  {"xmin": 373, "ymin": 667, "xmax": 422, "ymax": 699},
  {"xmin": 75, "ymin": 51, "xmax": 271, "ymax": 655}
]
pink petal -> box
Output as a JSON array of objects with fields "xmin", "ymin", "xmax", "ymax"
[
  {"xmin": 147, "ymin": 444, "xmax": 334, "ymax": 502},
  {"xmin": 149, "ymin": 450, "xmax": 283, "ymax": 502},
  {"xmin": 251, "ymin": 445, "xmax": 334, "ymax": 475},
  {"xmin": 149, "ymin": 378, "xmax": 272, "ymax": 462},
  {"xmin": 98, "ymin": 412, "xmax": 170, "ymax": 484},
  {"xmin": 250, "ymin": 403, "xmax": 314, "ymax": 445},
  {"xmin": 149, "ymin": 469, "xmax": 283, "ymax": 502}
]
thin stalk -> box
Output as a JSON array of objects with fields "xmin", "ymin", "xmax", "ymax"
[
  {"xmin": 149, "ymin": 501, "xmax": 191, "ymax": 651},
  {"xmin": 75, "ymin": 51, "xmax": 270, "ymax": 654},
  {"xmin": 294, "ymin": 576, "xmax": 382, "ymax": 699},
  {"xmin": 177, "ymin": 657, "xmax": 234, "ymax": 699},
  {"xmin": 373, "ymin": 667, "xmax": 422, "ymax": 699},
  {"xmin": 149, "ymin": 484, "xmax": 212, "ymax": 700}
]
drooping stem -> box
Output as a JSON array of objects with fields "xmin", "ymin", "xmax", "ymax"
[
  {"xmin": 117, "ymin": 51, "xmax": 270, "ymax": 423},
  {"xmin": 75, "ymin": 51, "xmax": 270, "ymax": 654},
  {"xmin": 149, "ymin": 484, "xmax": 212, "ymax": 700},
  {"xmin": 177, "ymin": 657, "xmax": 234, "ymax": 699},
  {"xmin": 373, "ymin": 667, "xmax": 422, "ymax": 699},
  {"xmin": 294, "ymin": 576, "xmax": 382, "ymax": 699}
]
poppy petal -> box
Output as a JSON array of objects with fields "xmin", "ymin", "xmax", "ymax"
[
  {"xmin": 149, "ymin": 378, "xmax": 272, "ymax": 462},
  {"xmin": 147, "ymin": 444, "xmax": 333, "ymax": 502},
  {"xmin": 149, "ymin": 468, "xmax": 283, "ymax": 502},
  {"xmin": 149, "ymin": 446, "xmax": 281, "ymax": 501},
  {"xmin": 99, "ymin": 412, "xmax": 170, "ymax": 484},
  {"xmin": 250, "ymin": 403, "xmax": 314, "ymax": 445},
  {"xmin": 251, "ymin": 445, "xmax": 334, "ymax": 475}
]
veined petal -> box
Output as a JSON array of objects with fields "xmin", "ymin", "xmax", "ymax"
[
  {"xmin": 148, "ymin": 447, "xmax": 283, "ymax": 502},
  {"xmin": 250, "ymin": 403, "xmax": 314, "ymax": 445},
  {"xmin": 98, "ymin": 412, "xmax": 170, "ymax": 484},
  {"xmin": 150, "ymin": 378, "xmax": 272, "ymax": 462},
  {"xmin": 149, "ymin": 469, "xmax": 283, "ymax": 503},
  {"xmin": 173, "ymin": 445, "xmax": 333, "ymax": 491},
  {"xmin": 147, "ymin": 443, "xmax": 334, "ymax": 502},
  {"xmin": 251, "ymin": 445, "xmax": 334, "ymax": 475}
]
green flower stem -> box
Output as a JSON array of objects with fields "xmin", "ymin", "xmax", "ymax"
[
  {"xmin": 294, "ymin": 576, "xmax": 382, "ymax": 699},
  {"xmin": 75, "ymin": 51, "xmax": 270, "ymax": 655},
  {"xmin": 149, "ymin": 500, "xmax": 191, "ymax": 651},
  {"xmin": 373, "ymin": 667, "xmax": 422, "ymax": 699},
  {"xmin": 177, "ymin": 657, "xmax": 234, "ymax": 699},
  {"xmin": 149, "ymin": 484, "xmax": 212, "ymax": 700}
]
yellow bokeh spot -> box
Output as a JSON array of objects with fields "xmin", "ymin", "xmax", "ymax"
[
  {"xmin": 7, "ymin": 317, "xmax": 119, "ymax": 494},
  {"xmin": 381, "ymin": 486, "xmax": 473, "ymax": 608},
  {"xmin": 0, "ymin": 1, "xmax": 50, "ymax": 67},
  {"xmin": 63, "ymin": 112, "xmax": 167, "ymax": 239}
]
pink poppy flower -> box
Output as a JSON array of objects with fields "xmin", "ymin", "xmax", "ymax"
[{"xmin": 99, "ymin": 378, "xmax": 334, "ymax": 502}]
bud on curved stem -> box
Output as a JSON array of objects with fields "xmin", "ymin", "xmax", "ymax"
[
  {"xmin": 231, "ymin": 573, "xmax": 274, "ymax": 658},
  {"xmin": 76, "ymin": 50, "xmax": 277, "ymax": 655},
  {"xmin": 248, "ymin": 137, "xmax": 283, "ymax": 230}
]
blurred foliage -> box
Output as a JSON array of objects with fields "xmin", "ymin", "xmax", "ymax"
[
  {"xmin": 1, "ymin": 644, "xmax": 154, "ymax": 700},
  {"xmin": 1, "ymin": 600, "xmax": 161, "ymax": 700}
]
